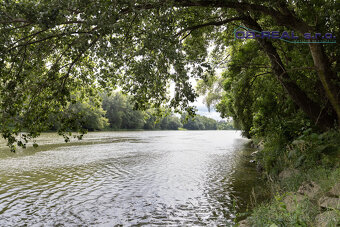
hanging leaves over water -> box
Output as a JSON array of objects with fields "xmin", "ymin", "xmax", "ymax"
[{"xmin": 0, "ymin": 0, "xmax": 339, "ymax": 150}]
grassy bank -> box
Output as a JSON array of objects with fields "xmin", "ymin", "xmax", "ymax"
[{"xmin": 240, "ymin": 130, "xmax": 340, "ymax": 226}]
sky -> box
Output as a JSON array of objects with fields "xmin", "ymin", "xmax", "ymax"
[
  {"xmin": 194, "ymin": 97, "xmax": 223, "ymax": 121},
  {"xmin": 169, "ymin": 76, "xmax": 223, "ymax": 121}
]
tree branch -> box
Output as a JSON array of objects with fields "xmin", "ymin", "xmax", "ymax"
[
  {"xmin": 0, "ymin": 18, "xmax": 28, "ymax": 24},
  {"xmin": 6, "ymin": 28, "xmax": 98, "ymax": 52},
  {"xmin": 176, "ymin": 16, "xmax": 245, "ymax": 37},
  {"xmin": 60, "ymin": 36, "xmax": 100, "ymax": 90},
  {"xmin": 172, "ymin": 0, "xmax": 313, "ymax": 33}
]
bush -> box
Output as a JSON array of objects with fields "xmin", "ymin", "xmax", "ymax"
[
  {"xmin": 250, "ymin": 193, "xmax": 318, "ymax": 226},
  {"xmin": 255, "ymin": 129, "xmax": 340, "ymax": 175}
]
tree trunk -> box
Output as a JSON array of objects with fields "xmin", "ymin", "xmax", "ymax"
[
  {"xmin": 273, "ymin": 3, "xmax": 340, "ymax": 126},
  {"xmin": 176, "ymin": 0, "xmax": 340, "ymax": 127},
  {"xmin": 242, "ymin": 16, "xmax": 336, "ymax": 129},
  {"xmin": 308, "ymin": 43, "xmax": 340, "ymax": 127}
]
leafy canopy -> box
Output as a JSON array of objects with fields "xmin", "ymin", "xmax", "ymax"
[{"xmin": 0, "ymin": 0, "xmax": 339, "ymax": 150}]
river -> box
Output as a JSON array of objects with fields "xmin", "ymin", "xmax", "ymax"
[{"xmin": 0, "ymin": 131, "xmax": 263, "ymax": 226}]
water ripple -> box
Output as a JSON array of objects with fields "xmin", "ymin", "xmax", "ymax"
[{"xmin": 0, "ymin": 131, "xmax": 264, "ymax": 226}]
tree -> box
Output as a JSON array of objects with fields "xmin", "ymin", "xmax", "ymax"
[
  {"xmin": 181, "ymin": 113, "xmax": 218, "ymax": 130},
  {"xmin": 166, "ymin": 115, "xmax": 182, "ymax": 130},
  {"xmin": 0, "ymin": 0, "xmax": 338, "ymax": 149},
  {"xmin": 102, "ymin": 93, "xmax": 182, "ymax": 130},
  {"xmin": 213, "ymin": 40, "xmax": 312, "ymax": 139},
  {"xmin": 102, "ymin": 92, "xmax": 145, "ymax": 129},
  {"xmin": 217, "ymin": 120, "xmax": 234, "ymax": 130},
  {"xmin": 63, "ymin": 101, "xmax": 109, "ymax": 131},
  {"xmin": 143, "ymin": 109, "xmax": 162, "ymax": 130},
  {"xmin": 160, "ymin": 114, "xmax": 182, "ymax": 130}
]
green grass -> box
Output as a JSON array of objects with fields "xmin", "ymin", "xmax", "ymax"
[
  {"xmin": 250, "ymin": 194, "xmax": 317, "ymax": 226},
  {"xmin": 246, "ymin": 130, "xmax": 340, "ymax": 226},
  {"xmin": 248, "ymin": 166, "xmax": 340, "ymax": 226}
]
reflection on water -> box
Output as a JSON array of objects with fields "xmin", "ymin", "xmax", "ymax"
[{"xmin": 0, "ymin": 131, "xmax": 263, "ymax": 226}]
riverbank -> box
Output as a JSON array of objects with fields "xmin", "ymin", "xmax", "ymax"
[{"xmin": 239, "ymin": 130, "xmax": 340, "ymax": 226}]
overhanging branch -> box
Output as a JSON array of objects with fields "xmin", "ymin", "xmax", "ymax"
[{"xmin": 176, "ymin": 16, "xmax": 245, "ymax": 37}]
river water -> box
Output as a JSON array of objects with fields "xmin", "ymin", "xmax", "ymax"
[{"xmin": 0, "ymin": 131, "xmax": 262, "ymax": 226}]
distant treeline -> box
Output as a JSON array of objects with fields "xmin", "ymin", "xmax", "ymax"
[{"xmin": 50, "ymin": 92, "xmax": 234, "ymax": 131}]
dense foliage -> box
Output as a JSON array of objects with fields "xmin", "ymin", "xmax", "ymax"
[
  {"xmin": 102, "ymin": 92, "xmax": 145, "ymax": 130},
  {"xmin": 181, "ymin": 113, "xmax": 218, "ymax": 130},
  {"xmin": 0, "ymin": 0, "xmax": 339, "ymax": 150},
  {"xmin": 49, "ymin": 92, "xmax": 233, "ymax": 132}
]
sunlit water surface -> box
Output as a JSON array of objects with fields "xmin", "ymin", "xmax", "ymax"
[{"xmin": 0, "ymin": 131, "xmax": 263, "ymax": 226}]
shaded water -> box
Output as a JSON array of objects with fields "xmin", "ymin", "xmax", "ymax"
[{"xmin": 0, "ymin": 131, "xmax": 263, "ymax": 226}]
